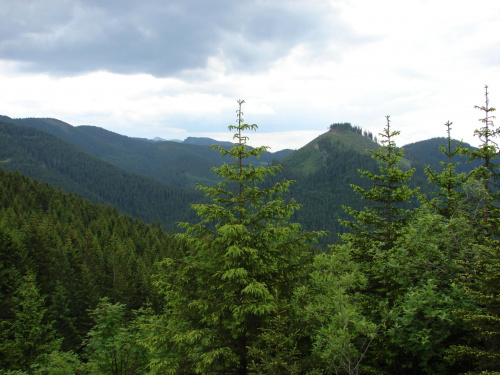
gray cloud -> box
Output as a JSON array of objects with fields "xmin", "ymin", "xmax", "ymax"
[{"xmin": 0, "ymin": 0, "xmax": 356, "ymax": 77}]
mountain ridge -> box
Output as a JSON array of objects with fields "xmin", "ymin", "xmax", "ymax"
[
  {"xmin": 12, "ymin": 117, "xmax": 293, "ymax": 188},
  {"xmin": 1, "ymin": 115, "xmax": 479, "ymax": 241}
]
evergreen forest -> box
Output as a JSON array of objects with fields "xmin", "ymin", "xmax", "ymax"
[{"xmin": 1, "ymin": 91, "xmax": 499, "ymax": 374}]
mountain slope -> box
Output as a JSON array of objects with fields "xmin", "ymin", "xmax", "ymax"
[
  {"xmin": 0, "ymin": 118, "xmax": 199, "ymax": 230},
  {"xmin": 13, "ymin": 117, "xmax": 292, "ymax": 188},
  {"xmin": 281, "ymin": 125, "xmax": 381, "ymax": 177},
  {"xmin": 3, "ymin": 116, "xmax": 480, "ymax": 243},
  {"xmin": 276, "ymin": 124, "xmax": 459, "ymax": 243},
  {"xmin": 403, "ymin": 137, "xmax": 479, "ymax": 173}
]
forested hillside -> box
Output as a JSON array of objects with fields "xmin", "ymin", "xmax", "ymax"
[
  {"xmin": 0, "ymin": 118, "xmax": 200, "ymax": 230},
  {"xmin": 12, "ymin": 116, "xmax": 292, "ymax": 188},
  {"xmin": 0, "ymin": 168, "xmax": 182, "ymax": 371},
  {"xmin": 1, "ymin": 114, "xmax": 480, "ymax": 244},
  {"xmin": 1, "ymin": 95, "xmax": 499, "ymax": 374},
  {"xmin": 273, "ymin": 124, "xmax": 435, "ymax": 242}
]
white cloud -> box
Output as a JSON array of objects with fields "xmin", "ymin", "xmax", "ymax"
[{"xmin": 0, "ymin": 0, "xmax": 499, "ymax": 151}]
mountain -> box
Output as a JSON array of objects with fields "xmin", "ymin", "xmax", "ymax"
[
  {"xmin": 0, "ymin": 118, "xmax": 200, "ymax": 230},
  {"xmin": 182, "ymin": 136, "xmax": 234, "ymax": 148},
  {"xmin": 275, "ymin": 125, "xmax": 476, "ymax": 243},
  {"xmin": 280, "ymin": 125, "xmax": 381, "ymax": 177},
  {"xmin": 274, "ymin": 125, "xmax": 385, "ymax": 242},
  {"xmin": 1, "ymin": 116, "xmax": 481, "ymax": 243},
  {"xmin": 403, "ymin": 137, "xmax": 479, "ymax": 173},
  {"xmin": 12, "ymin": 117, "xmax": 292, "ymax": 188}
]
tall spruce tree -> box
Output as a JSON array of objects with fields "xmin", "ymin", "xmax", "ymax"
[
  {"xmin": 424, "ymin": 121, "xmax": 469, "ymax": 218},
  {"xmin": 339, "ymin": 116, "xmax": 421, "ymax": 372},
  {"xmin": 447, "ymin": 87, "xmax": 500, "ymax": 374},
  {"xmin": 340, "ymin": 115, "xmax": 419, "ymax": 259},
  {"xmin": 468, "ymin": 85, "xmax": 499, "ymax": 222},
  {"xmin": 143, "ymin": 100, "xmax": 322, "ymax": 374}
]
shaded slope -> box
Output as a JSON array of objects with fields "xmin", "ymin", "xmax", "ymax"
[
  {"xmin": 403, "ymin": 137, "xmax": 480, "ymax": 173},
  {"xmin": 0, "ymin": 119, "xmax": 199, "ymax": 230},
  {"xmin": 14, "ymin": 117, "xmax": 292, "ymax": 188}
]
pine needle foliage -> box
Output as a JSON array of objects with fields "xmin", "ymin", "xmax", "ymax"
[
  {"xmin": 145, "ymin": 100, "xmax": 323, "ymax": 374},
  {"xmin": 447, "ymin": 87, "xmax": 500, "ymax": 374},
  {"xmin": 424, "ymin": 121, "xmax": 469, "ymax": 218},
  {"xmin": 340, "ymin": 115, "xmax": 419, "ymax": 255},
  {"xmin": 468, "ymin": 85, "xmax": 499, "ymax": 222}
]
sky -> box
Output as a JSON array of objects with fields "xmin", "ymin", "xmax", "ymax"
[{"xmin": 1, "ymin": 0, "xmax": 499, "ymax": 151}]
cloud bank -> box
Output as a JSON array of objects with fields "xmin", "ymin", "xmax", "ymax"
[{"xmin": 0, "ymin": 0, "xmax": 355, "ymax": 77}]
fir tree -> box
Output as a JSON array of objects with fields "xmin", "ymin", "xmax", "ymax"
[
  {"xmin": 447, "ymin": 87, "xmax": 500, "ymax": 374},
  {"xmin": 468, "ymin": 85, "xmax": 499, "ymax": 222},
  {"xmin": 339, "ymin": 116, "xmax": 420, "ymax": 372},
  {"xmin": 142, "ymin": 100, "xmax": 322, "ymax": 374},
  {"xmin": 0, "ymin": 271, "xmax": 61, "ymax": 372},
  {"xmin": 424, "ymin": 121, "xmax": 469, "ymax": 218},
  {"xmin": 340, "ymin": 115, "xmax": 419, "ymax": 257}
]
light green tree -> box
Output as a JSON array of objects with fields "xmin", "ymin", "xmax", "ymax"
[
  {"xmin": 142, "ymin": 100, "xmax": 322, "ymax": 374},
  {"xmin": 85, "ymin": 298, "xmax": 148, "ymax": 375},
  {"xmin": 294, "ymin": 245, "xmax": 377, "ymax": 375}
]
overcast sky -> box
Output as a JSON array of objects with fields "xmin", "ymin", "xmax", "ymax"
[{"xmin": 1, "ymin": 0, "xmax": 499, "ymax": 151}]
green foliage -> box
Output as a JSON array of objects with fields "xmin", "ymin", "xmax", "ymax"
[
  {"xmin": 85, "ymin": 298, "xmax": 149, "ymax": 375},
  {"xmin": 247, "ymin": 281, "xmax": 302, "ymax": 375},
  {"xmin": 294, "ymin": 246, "xmax": 377, "ymax": 374},
  {"xmin": 0, "ymin": 168, "xmax": 177, "ymax": 372},
  {"xmin": 0, "ymin": 272, "xmax": 61, "ymax": 372},
  {"xmin": 341, "ymin": 115, "xmax": 419, "ymax": 256},
  {"xmin": 380, "ymin": 209, "xmax": 478, "ymax": 373},
  {"xmin": 447, "ymin": 236, "xmax": 500, "ymax": 373},
  {"xmin": 143, "ymin": 100, "xmax": 322, "ymax": 374},
  {"xmin": 424, "ymin": 121, "xmax": 469, "ymax": 218},
  {"xmin": 30, "ymin": 351, "xmax": 86, "ymax": 375}
]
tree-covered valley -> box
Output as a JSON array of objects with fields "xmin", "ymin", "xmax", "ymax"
[{"xmin": 0, "ymin": 93, "xmax": 499, "ymax": 374}]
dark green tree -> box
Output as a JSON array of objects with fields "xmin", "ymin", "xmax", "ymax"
[
  {"xmin": 425, "ymin": 121, "xmax": 469, "ymax": 218},
  {"xmin": 468, "ymin": 85, "xmax": 498, "ymax": 222},
  {"xmin": 340, "ymin": 115, "xmax": 419, "ymax": 264},
  {"xmin": 0, "ymin": 271, "xmax": 61, "ymax": 372},
  {"xmin": 339, "ymin": 116, "xmax": 423, "ymax": 372},
  {"xmin": 143, "ymin": 100, "xmax": 322, "ymax": 374},
  {"xmin": 446, "ymin": 87, "xmax": 500, "ymax": 374}
]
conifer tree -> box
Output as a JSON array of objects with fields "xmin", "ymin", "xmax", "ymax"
[
  {"xmin": 468, "ymin": 85, "xmax": 499, "ymax": 222},
  {"xmin": 340, "ymin": 115, "xmax": 418, "ymax": 259},
  {"xmin": 85, "ymin": 298, "xmax": 148, "ymax": 375},
  {"xmin": 447, "ymin": 87, "xmax": 500, "ymax": 374},
  {"xmin": 0, "ymin": 271, "xmax": 61, "ymax": 372},
  {"xmin": 425, "ymin": 121, "xmax": 469, "ymax": 218},
  {"xmin": 143, "ymin": 100, "xmax": 322, "ymax": 374},
  {"xmin": 339, "ymin": 116, "xmax": 420, "ymax": 372}
]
